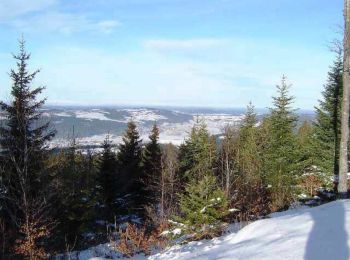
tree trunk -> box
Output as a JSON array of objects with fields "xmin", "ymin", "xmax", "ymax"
[{"xmin": 339, "ymin": 0, "xmax": 350, "ymax": 198}]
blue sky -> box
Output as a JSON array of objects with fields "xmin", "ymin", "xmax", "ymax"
[{"xmin": 0, "ymin": 0, "xmax": 344, "ymax": 109}]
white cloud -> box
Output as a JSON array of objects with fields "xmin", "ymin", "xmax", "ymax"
[
  {"xmin": 0, "ymin": 0, "xmax": 56, "ymax": 20},
  {"xmin": 144, "ymin": 39, "xmax": 228, "ymax": 51},
  {"xmin": 10, "ymin": 12, "xmax": 121, "ymax": 34},
  {"xmin": 97, "ymin": 20, "xmax": 121, "ymax": 34}
]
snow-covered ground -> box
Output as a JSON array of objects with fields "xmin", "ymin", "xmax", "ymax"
[
  {"xmin": 48, "ymin": 108, "xmax": 245, "ymax": 148},
  {"xmin": 65, "ymin": 200, "xmax": 350, "ymax": 260}
]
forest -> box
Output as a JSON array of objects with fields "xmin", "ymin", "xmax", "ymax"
[{"xmin": 0, "ymin": 36, "xmax": 345, "ymax": 259}]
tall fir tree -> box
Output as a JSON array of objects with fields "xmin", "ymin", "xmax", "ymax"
[
  {"xmin": 116, "ymin": 120, "xmax": 143, "ymax": 216},
  {"xmin": 237, "ymin": 102, "xmax": 260, "ymax": 183},
  {"xmin": 178, "ymin": 122, "xmax": 226, "ymax": 237},
  {"xmin": 54, "ymin": 133, "xmax": 97, "ymax": 249},
  {"xmin": 0, "ymin": 38, "xmax": 55, "ymax": 195},
  {"xmin": 179, "ymin": 174, "xmax": 228, "ymax": 238},
  {"xmin": 141, "ymin": 123, "xmax": 162, "ymax": 208},
  {"xmin": 178, "ymin": 120, "xmax": 217, "ymax": 183},
  {"xmin": 96, "ymin": 134, "xmax": 118, "ymax": 220},
  {"xmin": 0, "ymin": 38, "xmax": 55, "ymax": 258},
  {"xmin": 297, "ymin": 121, "xmax": 316, "ymax": 171},
  {"xmin": 313, "ymin": 51, "xmax": 343, "ymax": 183},
  {"xmin": 263, "ymin": 76, "xmax": 299, "ymax": 210}
]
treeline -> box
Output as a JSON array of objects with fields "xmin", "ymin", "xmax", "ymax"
[{"xmin": 0, "ymin": 41, "xmax": 344, "ymax": 258}]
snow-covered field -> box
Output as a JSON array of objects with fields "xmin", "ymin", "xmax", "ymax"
[
  {"xmin": 47, "ymin": 108, "xmax": 246, "ymax": 147},
  {"xmin": 65, "ymin": 200, "xmax": 350, "ymax": 260}
]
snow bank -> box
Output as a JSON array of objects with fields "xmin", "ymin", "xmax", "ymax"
[
  {"xmin": 67, "ymin": 200, "xmax": 350, "ymax": 259},
  {"xmin": 150, "ymin": 200, "xmax": 350, "ymax": 260},
  {"xmin": 61, "ymin": 196, "xmax": 350, "ymax": 259}
]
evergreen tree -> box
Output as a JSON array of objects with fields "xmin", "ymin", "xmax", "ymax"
[
  {"xmin": 177, "ymin": 122, "xmax": 226, "ymax": 237},
  {"xmin": 141, "ymin": 123, "xmax": 162, "ymax": 208},
  {"xmin": 0, "ymin": 38, "xmax": 55, "ymax": 194},
  {"xmin": 178, "ymin": 120, "xmax": 217, "ymax": 183},
  {"xmin": 96, "ymin": 134, "xmax": 118, "ymax": 220},
  {"xmin": 297, "ymin": 121, "xmax": 316, "ymax": 169},
  {"xmin": 116, "ymin": 121, "xmax": 143, "ymax": 215},
  {"xmin": 55, "ymin": 136, "xmax": 97, "ymax": 248},
  {"xmin": 263, "ymin": 76, "xmax": 299, "ymax": 210},
  {"xmin": 179, "ymin": 175, "xmax": 228, "ymax": 238},
  {"xmin": 314, "ymin": 51, "xmax": 343, "ymax": 181},
  {"xmin": 0, "ymin": 38, "xmax": 55, "ymax": 257},
  {"xmin": 237, "ymin": 102, "xmax": 260, "ymax": 183}
]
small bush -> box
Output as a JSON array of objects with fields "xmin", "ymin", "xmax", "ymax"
[{"xmin": 115, "ymin": 223, "xmax": 167, "ymax": 257}]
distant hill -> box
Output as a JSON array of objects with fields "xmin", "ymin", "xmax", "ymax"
[{"xmin": 2, "ymin": 106, "xmax": 315, "ymax": 148}]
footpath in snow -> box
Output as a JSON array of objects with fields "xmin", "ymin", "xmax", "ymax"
[{"xmin": 76, "ymin": 200, "xmax": 350, "ymax": 260}]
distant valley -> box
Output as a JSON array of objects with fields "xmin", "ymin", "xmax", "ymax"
[{"xmin": 26, "ymin": 106, "xmax": 314, "ymax": 148}]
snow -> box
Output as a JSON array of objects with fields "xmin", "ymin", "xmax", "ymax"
[
  {"xmin": 122, "ymin": 108, "xmax": 167, "ymax": 123},
  {"xmin": 68, "ymin": 200, "xmax": 350, "ymax": 259},
  {"xmin": 75, "ymin": 111, "xmax": 122, "ymax": 122},
  {"xmin": 150, "ymin": 200, "xmax": 350, "ymax": 260},
  {"xmin": 53, "ymin": 112, "xmax": 72, "ymax": 117}
]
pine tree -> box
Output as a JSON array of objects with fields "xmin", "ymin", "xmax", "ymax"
[
  {"xmin": 141, "ymin": 123, "xmax": 162, "ymax": 208},
  {"xmin": 0, "ymin": 38, "xmax": 55, "ymax": 194},
  {"xmin": 96, "ymin": 134, "xmax": 118, "ymax": 219},
  {"xmin": 178, "ymin": 120, "xmax": 217, "ymax": 183},
  {"xmin": 177, "ymin": 121, "xmax": 226, "ymax": 237},
  {"xmin": 0, "ymin": 38, "xmax": 55, "ymax": 257},
  {"xmin": 263, "ymin": 76, "xmax": 299, "ymax": 210},
  {"xmin": 237, "ymin": 102, "xmax": 260, "ymax": 183},
  {"xmin": 55, "ymin": 143, "xmax": 98, "ymax": 249},
  {"xmin": 314, "ymin": 51, "xmax": 343, "ymax": 178},
  {"xmin": 179, "ymin": 175, "xmax": 228, "ymax": 238},
  {"xmin": 297, "ymin": 121, "xmax": 316, "ymax": 170},
  {"xmin": 116, "ymin": 121, "xmax": 143, "ymax": 215}
]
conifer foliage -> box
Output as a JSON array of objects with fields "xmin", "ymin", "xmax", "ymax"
[
  {"xmin": 263, "ymin": 76, "xmax": 299, "ymax": 210},
  {"xmin": 141, "ymin": 123, "xmax": 162, "ymax": 208},
  {"xmin": 116, "ymin": 121, "xmax": 143, "ymax": 215},
  {"xmin": 0, "ymin": 38, "xmax": 55, "ymax": 258},
  {"xmin": 97, "ymin": 134, "xmax": 118, "ymax": 220},
  {"xmin": 314, "ymin": 51, "xmax": 343, "ymax": 180},
  {"xmin": 179, "ymin": 175, "xmax": 228, "ymax": 238}
]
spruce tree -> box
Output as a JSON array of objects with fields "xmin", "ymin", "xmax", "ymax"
[
  {"xmin": 314, "ymin": 51, "xmax": 343, "ymax": 182},
  {"xmin": 237, "ymin": 103, "xmax": 261, "ymax": 184},
  {"xmin": 179, "ymin": 175, "xmax": 228, "ymax": 238},
  {"xmin": 178, "ymin": 122, "xmax": 226, "ymax": 237},
  {"xmin": 0, "ymin": 38, "xmax": 55, "ymax": 257},
  {"xmin": 97, "ymin": 134, "xmax": 118, "ymax": 220},
  {"xmin": 55, "ymin": 140, "xmax": 98, "ymax": 249},
  {"xmin": 297, "ymin": 121, "xmax": 316, "ymax": 170},
  {"xmin": 263, "ymin": 76, "xmax": 299, "ymax": 210},
  {"xmin": 141, "ymin": 123, "xmax": 162, "ymax": 208},
  {"xmin": 116, "ymin": 120, "xmax": 143, "ymax": 216},
  {"xmin": 0, "ymin": 38, "xmax": 55, "ymax": 194},
  {"xmin": 178, "ymin": 120, "xmax": 217, "ymax": 183}
]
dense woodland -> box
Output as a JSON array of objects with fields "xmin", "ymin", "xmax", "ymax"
[{"xmin": 0, "ymin": 39, "xmax": 346, "ymax": 259}]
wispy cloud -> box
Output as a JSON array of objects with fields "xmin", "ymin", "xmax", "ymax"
[
  {"xmin": 96, "ymin": 20, "xmax": 121, "ymax": 34},
  {"xmin": 143, "ymin": 39, "xmax": 228, "ymax": 51},
  {"xmin": 0, "ymin": 0, "xmax": 57, "ymax": 21},
  {"xmin": 10, "ymin": 12, "xmax": 121, "ymax": 34}
]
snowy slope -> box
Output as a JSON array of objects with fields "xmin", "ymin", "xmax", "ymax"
[
  {"xmin": 68, "ymin": 200, "xmax": 350, "ymax": 260},
  {"xmin": 151, "ymin": 200, "xmax": 350, "ymax": 260}
]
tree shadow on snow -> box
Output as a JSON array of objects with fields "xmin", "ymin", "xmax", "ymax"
[{"xmin": 304, "ymin": 202, "xmax": 349, "ymax": 260}]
